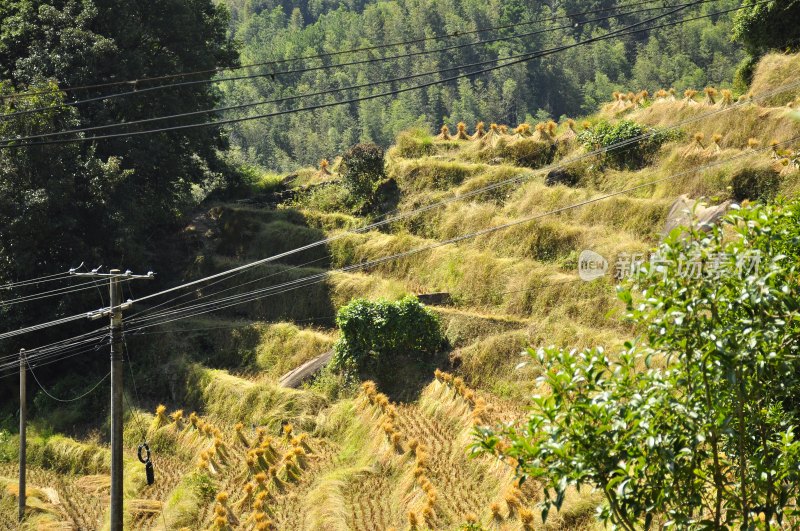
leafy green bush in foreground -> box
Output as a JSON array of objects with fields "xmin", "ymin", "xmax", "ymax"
[{"xmin": 477, "ymin": 200, "xmax": 800, "ymax": 529}]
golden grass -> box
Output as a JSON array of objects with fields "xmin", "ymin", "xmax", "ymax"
[
  {"xmin": 74, "ymin": 475, "xmax": 111, "ymax": 493},
  {"xmin": 252, "ymin": 322, "xmax": 335, "ymax": 378},
  {"xmin": 185, "ymin": 365, "xmax": 327, "ymax": 431},
  {"xmin": 12, "ymin": 51, "xmax": 800, "ymax": 531},
  {"xmin": 33, "ymin": 435, "xmax": 111, "ymax": 476},
  {"xmin": 750, "ymin": 52, "xmax": 800, "ymax": 107},
  {"xmin": 631, "ymin": 95, "xmax": 800, "ymax": 150}
]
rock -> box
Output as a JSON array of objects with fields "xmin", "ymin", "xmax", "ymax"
[{"xmin": 663, "ymin": 194, "xmax": 732, "ymax": 237}]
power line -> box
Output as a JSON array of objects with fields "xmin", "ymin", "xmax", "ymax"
[
  {"xmin": 126, "ymin": 278, "xmax": 584, "ymax": 336},
  {"xmin": 2, "ymin": 53, "xmax": 794, "ymax": 343},
  {"xmin": 0, "ymin": 341, "xmax": 109, "ymax": 379},
  {"xmin": 124, "ymin": 136, "xmax": 800, "ymax": 334},
  {"xmin": 0, "ymin": 325, "xmax": 108, "ymax": 363},
  {"xmin": 0, "ymin": 1, "xmax": 714, "ymax": 148},
  {"xmin": 0, "ymin": 335, "xmax": 109, "ymax": 376},
  {"xmin": 0, "ymin": 331, "xmax": 109, "ymax": 369},
  {"xmin": 0, "ymin": 264, "xmax": 84, "ymax": 291},
  {"xmin": 0, "ymin": 0, "xmax": 716, "ymax": 123},
  {"xmin": 5, "ymin": 134, "xmax": 797, "ymax": 372},
  {"xmin": 0, "ymin": 312, "xmax": 101, "ymax": 341},
  {"xmin": 0, "ymin": 279, "xmax": 128, "ymax": 308},
  {"xmin": 26, "ymin": 356, "xmax": 110, "ymax": 403},
  {"xmin": 6, "ymin": 4, "xmax": 704, "ymax": 332},
  {"xmin": 125, "ymin": 75, "xmax": 800, "ymax": 322},
  {"xmin": 0, "ymin": 0, "xmax": 681, "ymax": 101}
]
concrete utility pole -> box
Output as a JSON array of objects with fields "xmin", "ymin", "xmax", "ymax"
[
  {"xmin": 108, "ymin": 271, "xmax": 123, "ymax": 531},
  {"xmin": 18, "ymin": 348, "xmax": 26, "ymax": 523},
  {"xmin": 73, "ymin": 268, "xmax": 154, "ymax": 531}
]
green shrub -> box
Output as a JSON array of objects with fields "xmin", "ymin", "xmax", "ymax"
[
  {"xmin": 0, "ymin": 430, "xmax": 16, "ymax": 463},
  {"xmin": 296, "ymin": 182, "xmax": 351, "ymax": 213},
  {"xmin": 331, "ymin": 296, "xmax": 445, "ymax": 373},
  {"xmin": 341, "ymin": 142, "xmax": 386, "ymax": 203},
  {"xmin": 579, "ymin": 120, "xmax": 675, "ymax": 169},
  {"xmin": 477, "ymin": 138, "xmax": 554, "ymax": 169},
  {"xmin": 732, "ymin": 0, "xmax": 800, "ymax": 55},
  {"xmin": 730, "ymin": 165, "xmax": 781, "ymax": 201},
  {"xmin": 733, "ymin": 55, "xmax": 758, "ymax": 93}
]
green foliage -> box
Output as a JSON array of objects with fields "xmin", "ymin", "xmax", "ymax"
[
  {"xmin": 476, "ymin": 200, "xmax": 800, "ymax": 529},
  {"xmin": 0, "ymin": 0, "xmax": 238, "ymax": 360},
  {"xmin": 733, "ymin": 55, "xmax": 758, "ymax": 93},
  {"xmin": 332, "ymin": 296, "xmax": 445, "ymax": 373},
  {"xmin": 341, "ymin": 142, "xmax": 386, "ymax": 203},
  {"xmin": 733, "ymin": 0, "xmax": 800, "ymax": 55},
  {"xmin": 578, "ymin": 120, "xmax": 676, "ymax": 169},
  {"xmin": 0, "ymin": 430, "xmax": 16, "ymax": 463},
  {"xmin": 308, "ymin": 364, "xmax": 360, "ymax": 401}
]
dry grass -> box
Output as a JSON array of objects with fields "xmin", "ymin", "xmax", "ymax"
[
  {"xmin": 252, "ymin": 322, "xmax": 335, "ymax": 378},
  {"xmin": 185, "ymin": 365, "xmax": 328, "ymax": 432},
  {"xmin": 749, "ymin": 52, "xmax": 800, "ymax": 107}
]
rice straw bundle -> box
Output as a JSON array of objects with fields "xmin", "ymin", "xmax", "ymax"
[
  {"xmin": 703, "ymin": 87, "xmax": 718, "ymax": 105},
  {"xmin": 317, "ymin": 159, "xmax": 332, "ymax": 177},
  {"xmin": 705, "ymin": 133, "xmax": 723, "ymax": 155},
  {"xmin": 559, "ymin": 118, "xmax": 578, "ymax": 142},
  {"xmin": 436, "ymin": 125, "xmax": 451, "ymax": 140},
  {"xmin": 480, "ymin": 123, "xmax": 503, "ymax": 146},
  {"xmin": 512, "ymin": 123, "xmax": 533, "ymax": 140},
  {"xmin": 717, "ymin": 89, "xmax": 733, "ymax": 108},
  {"xmin": 531, "ymin": 122, "xmax": 553, "ymax": 143},
  {"xmin": 455, "ymin": 122, "xmax": 470, "ymax": 140},
  {"xmin": 682, "ymin": 89, "xmax": 699, "ymax": 106},
  {"xmin": 470, "ymin": 121, "xmax": 485, "ymax": 140}
]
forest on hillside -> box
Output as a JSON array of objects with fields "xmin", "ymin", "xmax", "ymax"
[{"xmin": 221, "ymin": 0, "xmax": 745, "ymax": 169}]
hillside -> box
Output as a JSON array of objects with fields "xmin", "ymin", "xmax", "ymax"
[
  {"xmin": 1, "ymin": 51, "xmax": 800, "ymax": 530},
  {"xmin": 223, "ymin": 0, "xmax": 745, "ymax": 170}
]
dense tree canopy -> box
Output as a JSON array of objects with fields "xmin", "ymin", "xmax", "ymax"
[
  {"xmin": 0, "ymin": 0, "xmax": 237, "ymax": 330},
  {"xmin": 733, "ymin": 0, "xmax": 800, "ymax": 55},
  {"xmin": 222, "ymin": 0, "xmax": 743, "ymax": 170}
]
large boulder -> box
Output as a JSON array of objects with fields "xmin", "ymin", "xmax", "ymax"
[{"xmin": 663, "ymin": 194, "xmax": 732, "ymax": 237}]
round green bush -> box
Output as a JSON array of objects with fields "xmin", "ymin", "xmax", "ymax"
[{"xmin": 331, "ymin": 296, "xmax": 445, "ymax": 373}]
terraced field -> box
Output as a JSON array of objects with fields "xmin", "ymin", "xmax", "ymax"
[{"xmin": 1, "ymin": 51, "xmax": 799, "ymax": 530}]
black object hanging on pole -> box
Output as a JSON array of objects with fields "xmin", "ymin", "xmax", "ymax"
[{"xmin": 138, "ymin": 443, "xmax": 155, "ymax": 486}]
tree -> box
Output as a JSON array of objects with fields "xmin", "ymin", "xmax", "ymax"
[
  {"xmin": 224, "ymin": 0, "xmax": 744, "ymax": 170},
  {"xmin": 340, "ymin": 142, "xmax": 386, "ymax": 205},
  {"xmin": 332, "ymin": 296, "xmax": 445, "ymax": 373},
  {"xmin": 0, "ymin": 0, "xmax": 237, "ymax": 283},
  {"xmin": 0, "ymin": 0, "xmax": 238, "ymax": 380},
  {"xmin": 733, "ymin": 0, "xmax": 800, "ymax": 55},
  {"xmin": 476, "ymin": 200, "xmax": 800, "ymax": 529}
]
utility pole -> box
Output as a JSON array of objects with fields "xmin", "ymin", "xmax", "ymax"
[
  {"xmin": 18, "ymin": 348, "xmax": 26, "ymax": 523},
  {"xmin": 73, "ymin": 268, "xmax": 154, "ymax": 531},
  {"xmin": 109, "ymin": 271, "xmax": 123, "ymax": 531}
]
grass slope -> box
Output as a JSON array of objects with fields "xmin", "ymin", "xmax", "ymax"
[{"xmin": 2, "ymin": 52, "xmax": 800, "ymax": 530}]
